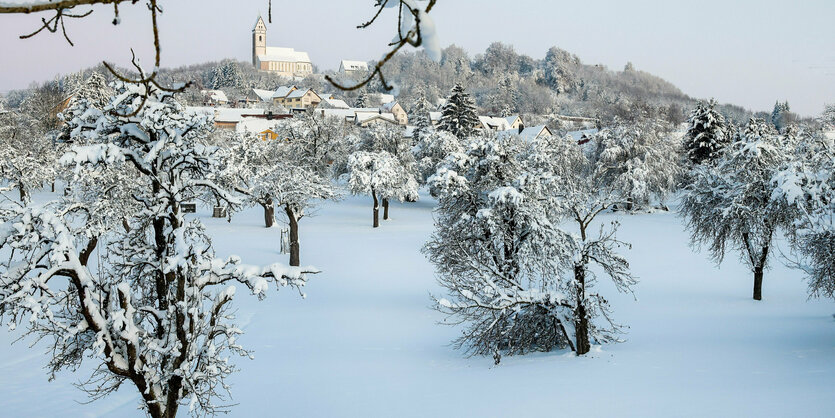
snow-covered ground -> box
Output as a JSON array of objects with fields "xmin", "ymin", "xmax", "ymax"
[{"xmin": 1, "ymin": 190, "xmax": 833, "ymax": 417}]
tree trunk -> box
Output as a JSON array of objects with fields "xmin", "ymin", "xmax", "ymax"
[
  {"xmin": 284, "ymin": 204, "xmax": 300, "ymax": 266},
  {"xmin": 753, "ymin": 266, "xmax": 763, "ymax": 301},
  {"xmin": 372, "ymin": 189, "xmax": 379, "ymax": 228},
  {"xmin": 51, "ymin": 182, "xmax": 55, "ymax": 193},
  {"xmin": 383, "ymin": 198, "xmax": 390, "ymax": 220},
  {"xmin": 574, "ymin": 264, "xmax": 591, "ymax": 355},
  {"xmin": 18, "ymin": 185, "xmax": 25, "ymax": 202},
  {"xmin": 262, "ymin": 196, "xmax": 275, "ymax": 228}
]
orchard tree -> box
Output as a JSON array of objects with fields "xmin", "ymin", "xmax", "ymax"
[
  {"xmin": 352, "ymin": 125, "xmax": 419, "ymax": 220},
  {"xmin": 348, "ymin": 151, "xmax": 417, "ymax": 228},
  {"xmin": 438, "ymin": 83, "xmax": 479, "ymax": 140},
  {"xmin": 0, "ymin": 107, "xmax": 55, "ymax": 202},
  {"xmin": 590, "ymin": 118, "xmax": 680, "ymax": 211},
  {"xmin": 680, "ymin": 118, "xmax": 791, "ymax": 301},
  {"xmin": 226, "ymin": 133, "xmax": 338, "ymax": 266},
  {"xmin": 0, "ymin": 83, "xmax": 317, "ymax": 418},
  {"xmin": 427, "ymin": 134, "xmax": 636, "ymax": 359},
  {"xmin": 683, "ymin": 99, "xmax": 729, "ymax": 165},
  {"xmin": 527, "ymin": 135, "xmax": 637, "ymax": 355}
]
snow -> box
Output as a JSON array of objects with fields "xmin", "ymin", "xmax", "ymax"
[{"xmin": 0, "ymin": 190, "xmax": 833, "ymax": 416}]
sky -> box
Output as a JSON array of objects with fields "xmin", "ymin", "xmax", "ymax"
[{"xmin": 1, "ymin": 0, "xmax": 833, "ymax": 116}]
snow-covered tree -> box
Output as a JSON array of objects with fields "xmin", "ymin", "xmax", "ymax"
[
  {"xmin": 71, "ymin": 72, "xmax": 114, "ymax": 109},
  {"xmin": 427, "ymin": 134, "xmax": 636, "ymax": 359},
  {"xmin": 590, "ymin": 119, "xmax": 681, "ymax": 211},
  {"xmin": 821, "ymin": 103, "xmax": 835, "ymax": 129},
  {"xmin": 208, "ymin": 59, "xmax": 246, "ymax": 91},
  {"xmin": 226, "ymin": 132, "xmax": 338, "ymax": 266},
  {"xmin": 0, "ymin": 107, "xmax": 55, "ymax": 202},
  {"xmin": 680, "ymin": 118, "xmax": 791, "ymax": 301},
  {"xmin": 350, "ymin": 125, "xmax": 419, "ymax": 223},
  {"xmin": 0, "ymin": 83, "xmax": 316, "ymax": 418},
  {"xmin": 487, "ymin": 75, "xmax": 518, "ymax": 116},
  {"xmin": 771, "ymin": 100, "xmax": 793, "ymax": 133},
  {"xmin": 438, "ymin": 83, "xmax": 479, "ymax": 140},
  {"xmin": 409, "ymin": 89, "xmax": 434, "ymax": 145},
  {"xmin": 683, "ymin": 99, "xmax": 729, "ymax": 165},
  {"xmin": 526, "ymin": 135, "xmax": 637, "ymax": 355},
  {"xmin": 772, "ymin": 130, "xmax": 835, "ymax": 299},
  {"xmin": 348, "ymin": 151, "xmax": 417, "ymax": 228},
  {"xmin": 354, "ymin": 91, "xmax": 369, "ymax": 108},
  {"xmin": 412, "ymin": 129, "xmax": 463, "ymax": 187}
]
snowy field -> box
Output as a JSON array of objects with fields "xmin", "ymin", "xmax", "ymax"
[{"xmin": 0, "ymin": 190, "xmax": 833, "ymax": 417}]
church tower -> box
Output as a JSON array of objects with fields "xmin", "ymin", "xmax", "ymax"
[{"xmin": 252, "ymin": 15, "xmax": 267, "ymax": 67}]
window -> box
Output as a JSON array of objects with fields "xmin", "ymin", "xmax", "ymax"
[{"xmin": 258, "ymin": 36, "xmax": 262, "ymax": 42}]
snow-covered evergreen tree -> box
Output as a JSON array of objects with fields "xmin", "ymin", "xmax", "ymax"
[
  {"xmin": 0, "ymin": 83, "xmax": 316, "ymax": 418},
  {"xmin": 771, "ymin": 100, "xmax": 791, "ymax": 133},
  {"xmin": 409, "ymin": 89, "xmax": 434, "ymax": 145},
  {"xmin": 208, "ymin": 59, "xmax": 246, "ymax": 91},
  {"xmin": 772, "ymin": 130, "xmax": 835, "ymax": 299},
  {"xmin": 683, "ymin": 99, "xmax": 728, "ymax": 165},
  {"xmin": 437, "ymin": 83, "xmax": 479, "ymax": 139},
  {"xmin": 680, "ymin": 118, "xmax": 792, "ymax": 300}
]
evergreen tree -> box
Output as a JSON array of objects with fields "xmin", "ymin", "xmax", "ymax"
[
  {"xmin": 771, "ymin": 100, "xmax": 792, "ymax": 133},
  {"xmin": 355, "ymin": 91, "xmax": 369, "ymax": 108},
  {"xmin": 438, "ymin": 83, "xmax": 479, "ymax": 140},
  {"xmin": 683, "ymin": 99, "xmax": 728, "ymax": 165},
  {"xmin": 409, "ymin": 89, "xmax": 433, "ymax": 144}
]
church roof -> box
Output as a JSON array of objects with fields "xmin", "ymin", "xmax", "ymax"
[{"xmin": 258, "ymin": 47, "xmax": 311, "ymax": 64}]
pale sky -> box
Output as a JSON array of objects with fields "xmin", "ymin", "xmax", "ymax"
[{"xmin": 1, "ymin": 0, "xmax": 833, "ymax": 116}]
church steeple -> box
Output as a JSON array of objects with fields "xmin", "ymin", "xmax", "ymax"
[{"xmin": 252, "ymin": 15, "xmax": 267, "ymax": 67}]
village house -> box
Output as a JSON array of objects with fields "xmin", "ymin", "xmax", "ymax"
[
  {"xmin": 201, "ymin": 89, "xmax": 229, "ymax": 107},
  {"xmin": 381, "ymin": 101, "xmax": 409, "ymax": 125},
  {"xmin": 339, "ymin": 60, "xmax": 369, "ymax": 75},
  {"xmin": 252, "ymin": 16, "xmax": 313, "ymax": 77}
]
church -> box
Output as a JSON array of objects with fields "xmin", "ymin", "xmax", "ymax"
[{"xmin": 252, "ymin": 15, "xmax": 313, "ymax": 77}]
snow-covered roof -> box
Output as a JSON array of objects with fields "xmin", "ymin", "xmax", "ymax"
[
  {"xmin": 429, "ymin": 111, "xmax": 442, "ymax": 122},
  {"xmin": 186, "ymin": 107, "xmax": 268, "ymax": 123},
  {"xmin": 252, "ymin": 88, "xmax": 274, "ymax": 102},
  {"xmin": 356, "ymin": 112, "xmax": 398, "ymax": 125},
  {"xmin": 286, "ymin": 88, "xmax": 319, "ymax": 100},
  {"xmin": 258, "ymin": 47, "xmax": 311, "ymax": 64},
  {"xmin": 566, "ymin": 128, "xmax": 599, "ymax": 142},
  {"xmin": 201, "ymin": 89, "xmax": 228, "ymax": 103},
  {"xmin": 272, "ymin": 86, "xmax": 297, "ymax": 99},
  {"xmin": 320, "ymin": 97, "xmax": 350, "ymax": 109},
  {"xmin": 498, "ymin": 125, "xmax": 552, "ymax": 142},
  {"xmin": 236, "ymin": 117, "xmax": 280, "ymax": 135},
  {"xmin": 380, "ymin": 101, "xmax": 401, "ymax": 112},
  {"xmin": 505, "ymin": 115, "xmax": 522, "ymax": 126},
  {"xmin": 376, "ymin": 93, "xmax": 395, "ymax": 105},
  {"xmin": 318, "ymin": 108, "xmax": 357, "ymax": 121},
  {"xmin": 478, "ymin": 115, "xmax": 511, "ymax": 131},
  {"xmin": 340, "ymin": 60, "xmax": 369, "ymax": 72}
]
